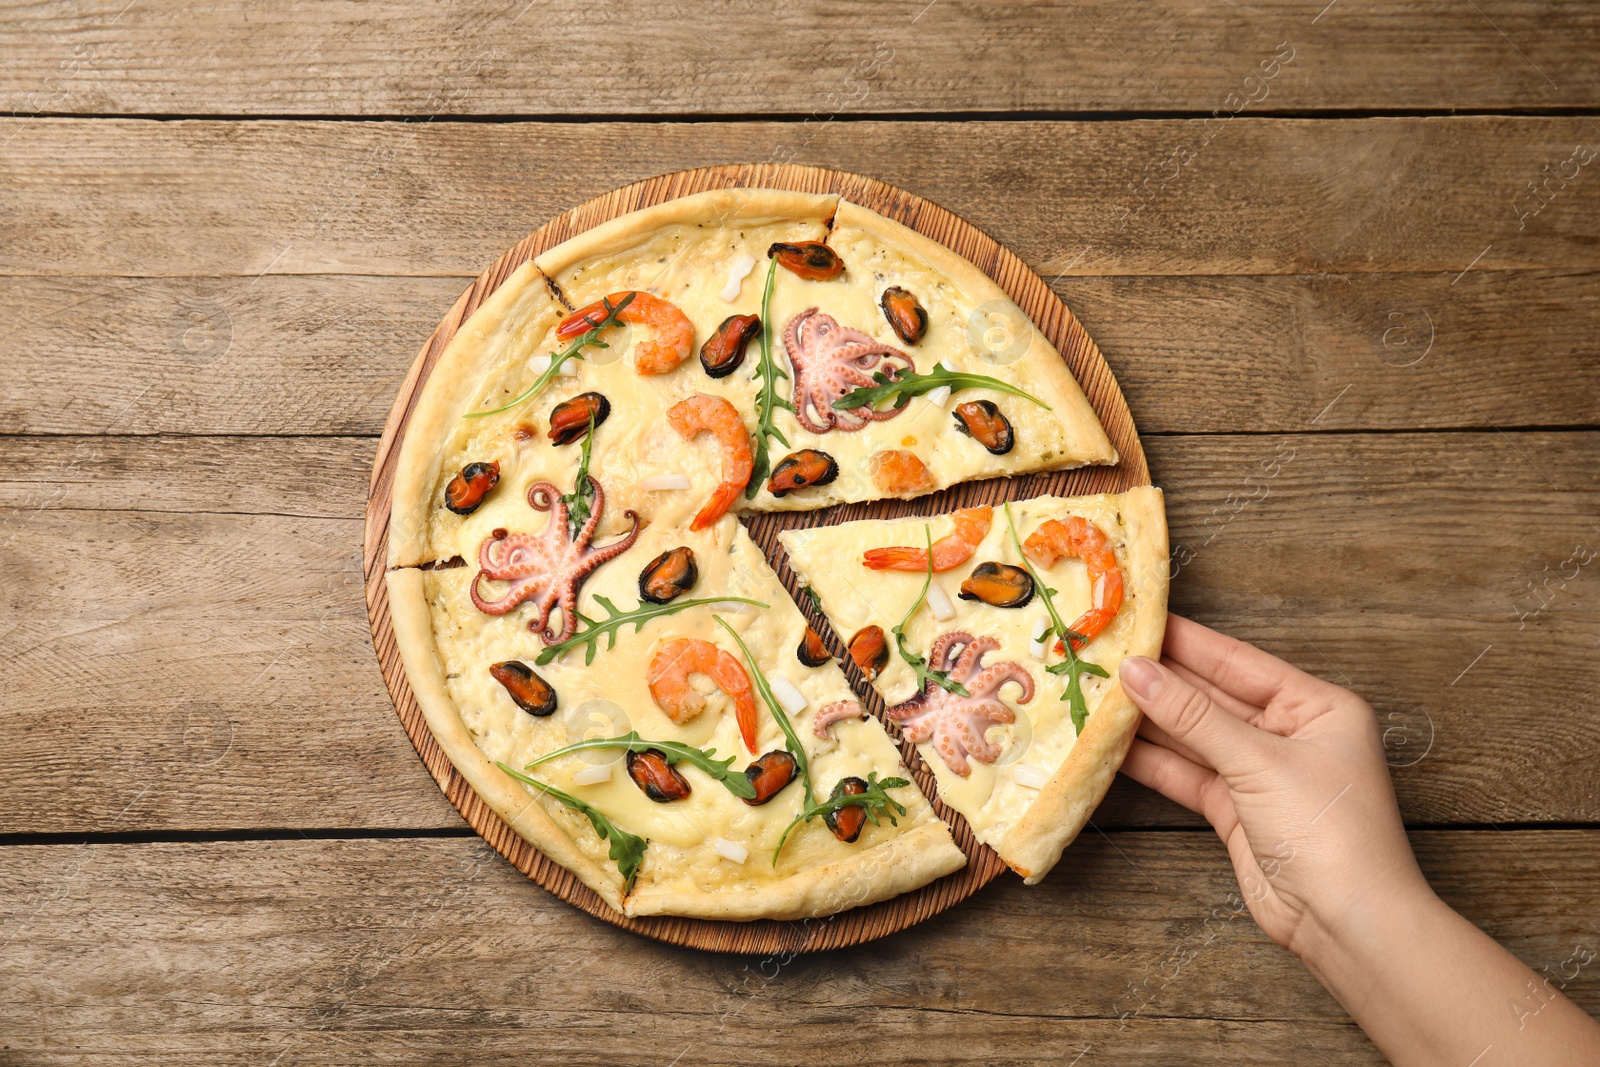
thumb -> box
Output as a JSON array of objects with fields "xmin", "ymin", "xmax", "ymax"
[{"xmin": 1119, "ymin": 656, "xmax": 1267, "ymax": 778}]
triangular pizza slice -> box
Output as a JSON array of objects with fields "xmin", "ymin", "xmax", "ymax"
[{"xmin": 780, "ymin": 488, "xmax": 1168, "ymax": 881}]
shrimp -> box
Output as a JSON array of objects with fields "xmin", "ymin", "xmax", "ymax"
[
  {"xmin": 557, "ymin": 290, "xmax": 695, "ymax": 374},
  {"xmin": 1022, "ymin": 516, "xmax": 1125, "ymax": 652},
  {"xmin": 867, "ymin": 449, "xmax": 935, "ymax": 497},
  {"xmin": 667, "ymin": 393, "xmax": 753, "ymax": 531},
  {"xmin": 647, "ymin": 637, "xmax": 761, "ymax": 754},
  {"xmin": 862, "ymin": 506, "xmax": 993, "ymax": 572}
]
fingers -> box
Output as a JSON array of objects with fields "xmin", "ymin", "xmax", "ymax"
[
  {"xmin": 1162, "ymin": 655, "xmax": 1265, "ymax": 726},
  {"xmin": 1162, "ymin": 615, "xmax": 1320, "ymax": 708},
  {"xmin": 1121, "ymin": 738, "xmax": 1215, "ymax": 816},
  {"xmin": 1120, "ymin": 654, "xmax": 1272, "ymax": 777},
  {"xmin": 1138, "ymin": 716, "xmax": 1211, "ymax": 770}
]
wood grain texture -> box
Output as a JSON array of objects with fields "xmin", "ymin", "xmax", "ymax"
[
  {"xmin": 1, "ymin": 832, "xmax": 1595, "ymax": 1065},
  {"xmin": 359, "ymin": 164, "xmax": 1146, "ymax": 951},
  {"xmin": 4, "ymin": 0, "xmax": 1599, "ymax": 115},
  {"xmin": 5, "ymin": 117, "xmax": 1600, "ymax": 279},
  {"xmin": 3, "ymin": 430, "xmax": 1596, "ymax": 833},
  {"xmin": 6, "ymin": 268, "xmax": 1598, "ymax": 437}
]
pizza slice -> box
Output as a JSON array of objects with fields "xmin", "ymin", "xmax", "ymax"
[{"xmin": 779, "ymin": 488, "xmax": 1168, "ymax": 881}]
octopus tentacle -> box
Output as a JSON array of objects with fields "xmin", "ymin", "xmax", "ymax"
[
  {"xmin": 784, "ymin": 308, "xmax": 915, "ymax": 434},
  {"xmin": 967, "ymin": 662, "xmax": 1035, "ymax": 703},
  {"xmin": 886, "ymin": 629, "xmax": 1036, "ymax": 778},
  {"xmin": 951, "ymin": 636, "xmax": 1000, "ymax": 681},
  {"xmin": 928, "ymin": 631, "xmax": 975, "ymax": 673}
]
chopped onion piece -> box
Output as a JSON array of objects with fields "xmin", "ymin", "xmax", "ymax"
[
  {"xmin": 925, "ymin": 385, "xmax": 952, "ymax": 407},
  {"xmin": 572, "ymin": 764, "xmax": 613, "ymax": 786},
  {"xmin": 1029, "ymin": 617, "xmax": 1050, "ymax": 659},
  {"xmin": 720, "ymin": 254, "xmax": 757, "ymax": 302},
  {"xmin": 770, "ymin": 676, "xmax": 809, "ymax": 716},
  {"xmin": 640, "ymin": 474, "xmax": 692, "ymax": 490},
  {"xmin": 1011, "ymin": 764, "xmax": 1050, "ymax": 790},
  {"xmin": 712, "ymin": 837, "xmax": 749, "ymax": 863},
  {"xmin": 714, "ymin": 599, "xmax": 756, "ymax": 614},
  {"xmin": 527, "ymin": 354, "xmax": 553, "ymax": 376},
  {"xmin": 557, "ymin": 359, "xmax": 580, "ymax": 377},
  {"xmin": 926, "ymin": 581, "xmax": 956, "ymax": 621}
]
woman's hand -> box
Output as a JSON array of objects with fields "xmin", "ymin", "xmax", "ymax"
[
  {"xmin": 1117, "ymin": 613, "xmax": 1427, "ymax": 956},
  {"xmin": 1117, "ymin": 614, "xmax": 1600, "ymax": 1066}
]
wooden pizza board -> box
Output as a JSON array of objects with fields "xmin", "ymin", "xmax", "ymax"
[{"xmin": 362, "ymin": 164, "xmax": 1150, "ymax": 954}]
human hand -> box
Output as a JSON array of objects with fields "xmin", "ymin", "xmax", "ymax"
[{"xmin": 1116, "ymin": 614, "xmax": 1430, "ymax": 959}]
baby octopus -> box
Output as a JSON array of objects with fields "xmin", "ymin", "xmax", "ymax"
[
  {"xmin": 469, "ymin": 476, "xmax": 641, "ymax": 644},
  {"xmin": 887, "ymin": 631, "xmax": 1035, "ymax": 777},
  {"xmin": 783, "ymin": 308, "xmax": 915, "ymax": 433}
]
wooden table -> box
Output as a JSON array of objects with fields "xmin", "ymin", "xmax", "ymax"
[{"xmin": 3, "ymin": 4, "xmax": 1598, "ymax": 1063}]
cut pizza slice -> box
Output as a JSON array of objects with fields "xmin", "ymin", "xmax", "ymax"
[
  {"xmin": 389, "ymin": 509, "xmax": 965, "ymax": 920},
  {"xmin": 779, "ymin": 487, "xmax": 1168, "ymax": 882}
]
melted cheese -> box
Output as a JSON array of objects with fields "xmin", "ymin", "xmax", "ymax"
[{"xmin": 781, "ymin": 494, "xmax": 1147, "ymax": 845}]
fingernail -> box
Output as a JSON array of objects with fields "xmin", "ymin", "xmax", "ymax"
[{"xmin": 1120, "ymin": 656, "xmax": 1163, "ymax": 701}]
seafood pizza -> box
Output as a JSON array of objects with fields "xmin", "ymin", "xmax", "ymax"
[{"xmin": 385, "ymin": 188, "xmax": 1164, "ymax": 920}]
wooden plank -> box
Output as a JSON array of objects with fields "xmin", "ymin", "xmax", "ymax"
[
  {"xmin": 0, "ymin": 832, "xmax": 1594, "ymax": 1065},
  {"xmin": 1, "ymin": 431, "xmax": 1595, "ymax": 832},
  {"xmin": 3, "ymin": 1, "xmax": 1599, "ymax": 116},
  {"xmin": 5, "ymin": 269, "xmax": 1596, "ymax": 438},
  {"xmin": 4, "ymin": 117, "xmax": 1599, "ymax": 279}
]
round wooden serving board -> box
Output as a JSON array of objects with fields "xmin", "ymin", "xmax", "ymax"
[{"xmin": 363, "ymin": 164, "xmax": 1149, "ymax": 954}]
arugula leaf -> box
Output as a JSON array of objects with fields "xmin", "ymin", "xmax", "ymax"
[
  {"xmin": 558, "ymin": 410, "xmax": 598, "ymax": 537},
  {"xmin": 889, "ymin": 525, "xmax": 970, "ymax": 696},
  {"xmin": 1002, "ymin": 502, "xmax": 1107, "ymax": 733},
  {"xmin": 713, "ymin": 615, "xmax": 812, "ymax": 801},
  {"xmin": 833, "ymin": 362, "xmax": 1050, "ymax": 414},
  {"xmin": 772, "ymin": 771, "xmax": 910, "ymax": 865},
  {"xmin": 535, "ymin": 595, "xmax": 768, "ymax": 666},
  {"xmin": 496, "ymin": 762, "xmax": 647, "ymax": 892},
  {"xmin": 466, "ymin": 293, "xmax": 636, "ymax": 418},
  {"xmin": 746, "ymin": 258, "xmax": 795, "ymax": 498},
  {"xmin": 526, "ymin": 731, "xmax": 757, "ymax": 800}
]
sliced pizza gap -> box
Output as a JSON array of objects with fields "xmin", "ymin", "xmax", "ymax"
[{"xmin": 780, "ymin": 487, "xmax": 1168, "ymax": 883}]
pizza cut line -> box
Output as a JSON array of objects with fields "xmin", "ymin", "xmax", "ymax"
[{"xmin": 385, "ymin": 188, "xmax": 1168, "ymax": 921}]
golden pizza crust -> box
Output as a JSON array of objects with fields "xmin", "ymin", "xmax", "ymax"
[{"xmin": 997, "ymin": 486, "xmax": 1168, "ymax": 881}]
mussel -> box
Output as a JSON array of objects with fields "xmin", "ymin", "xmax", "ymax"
[
  {"xmin": 547, "ymin": 391, "xmax": 611, "ymax": 445},
  {"xmin": 825, "ymin": 777, "xmax": 870, "ymax": 842},
  {"xmin": 743, "ymin": 751, "xmax": 799, "ymax": 806},
  {"xmin": 627, "ymin": 749, "xmax": 692, "ymax": 802},
  {"xmin": 768, "ymin": 241, "xmax": 845, "ymax": 281},
  {"xmin": 700, "ymin": 314, "xmax": 760, "ymax": 378},
  {"xmin": 638, "ymin": 546, "xmax": 698, "ymax": 604},
  {"xmin": 767, "ymin": 449, "xmax": 839, "ymax": 497},
  {"xmin": 958, "ymin": 562, "xmax": 1035, "ymax": 608},
  {"xmin": 444, "ymin": 461, "xmax": 499, "ymax": 514},
  {"xmin": 797, "ymin": 626, "xmax": 832, "ymax": 667},
  {"xmin": 488, "ymin": 660, "xmax": 557, "ymax": 716},
  {"xmin": 952, "ymin": 399, "xmax": 1015, "ymax": 455},
  {"xmin": 879, "ymin": 286, "xmax": 928, "ymax": 345},
  {"xmin": 847, "ymin": 625, "xmax": 890, "ymax": 681}
]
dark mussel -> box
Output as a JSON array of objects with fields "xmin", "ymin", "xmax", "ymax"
[
  {"xmin": 847, "ymin": 625, "xmax": 890, "ymax": 681},
  {"xmin": 547, "ymin": 391, "xmax": 611, "ymax": 445},
  {"xmin": 627, "ymin": 749, "xmax": 692, "ymax": 802},
  {"xmin": 797, "ymin": 626, "xmax": 832, "ymax": 667},
  {"xmin": 879, "ymin": 286, "xmax": 928, "ymax": 345},
  {"xmin": 743, "ymin": 751, "xmax": 799, "ymax": 806},
  {"xmin": 768, "ymin": 241, "xmax": 845, "ymax": 281},
  {"xmin": 488, "ymin": 660, "xmax": 557, "ymax": 716},
  {"xmin": 638, "ymin": 546, "xmax": 698, "ymax": 604},
  {"xmin": 958, "ymin": 561, "xmax": 1035, "ymax": 608},
  {"xmin": 767, "ymin": 449, "xmax": 839, "ymax": 497},
  {"xmin": 700, "ymin": 314, "xmax": 761, "ymax": 378},
  {"xmin": 952, "ymin": 399, "xmax": 1015, "ymax": 456},
  {"xmin": 444, "ymin": 461, "xmax": 499, "ymax": 515},
  {"xmin": 825, "ymin": 777, "xmax": 870, "ymax": 842}
]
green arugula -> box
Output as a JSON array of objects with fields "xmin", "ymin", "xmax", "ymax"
[
  {"xmin": 466, "ymin": 293, "xmax": 636, "ymax": 418},
  {"xmin": 496, "ymin": 762, "xmax": 647, "ymax": 892},
  {"xmin": 713, "ymin": 615, "xmax": 813, "ymax": 800},
  {"xmin": 773, "ymin": 771, "xmax": 911, "ymax": 865},
  {"xmin": 833, "ymin": 362, "xmax": 1051, "ymax": 414},
  {"xmin": 1002, "ymin": 503, "xmax": 1108, "ymax": 734},
  {"xmin": 525, "ymin": 731, "xmax": 757, "ymax": 800},
  {"xmin": 535, "ymin": 595, "xmax": 768, "ymax": 666},
  {"xmin": 890, "ymin": 526, "xmax": 969, "ymax": 696},
  {"xmin": 558, "ymin": 410, "xmax": 597, "ymax": 537},
  {"xmin": 746, "ymin": 258, "xmax": 795, "ymax": 498}
]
